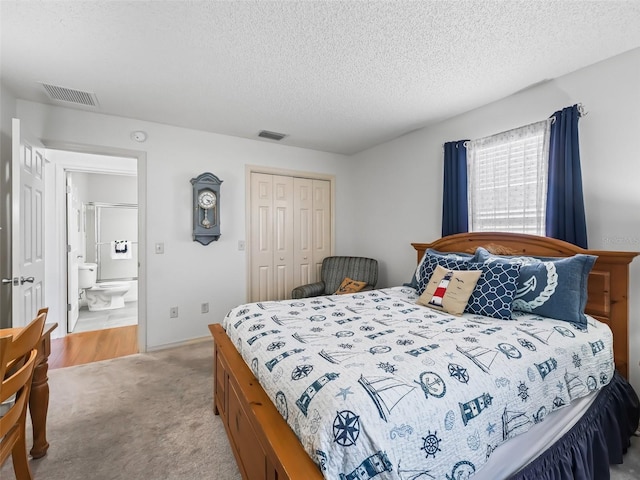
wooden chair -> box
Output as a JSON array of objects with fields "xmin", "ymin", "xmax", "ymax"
[{"xmin": 0, "ymin": 309, "xmax": 47, "ymax": 480}]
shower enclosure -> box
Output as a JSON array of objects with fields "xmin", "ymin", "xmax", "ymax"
[{"xmin": 84, "ymin": 202, "xmax": 138, "ymax": 282}]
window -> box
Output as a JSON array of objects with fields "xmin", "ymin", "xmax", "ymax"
[{"xmin": 467, "ymin": 120, "xmax": 551, "ymax": 235}]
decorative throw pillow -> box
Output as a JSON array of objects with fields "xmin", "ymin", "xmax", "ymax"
[
  {"xmin": 475, "ymin": 247, "xmax": 597, "ymax": 327},
  {"xmin": 413, "ymin": 250, "xmax": 475, "ymax": 295},
  {"xmin": 406, "ymin": 249, "xmax": 475, "ymax": 291},
  {"xmin": 464, "ymin": 261, "xmax": 521, "ymax": 320},
  {"xmin": 335, "ymin": 277, "xmax": 367, "ymax": 295},
  {"xmin": 416, "ymin": 266, "xmax": 481, "ymax": 316}
]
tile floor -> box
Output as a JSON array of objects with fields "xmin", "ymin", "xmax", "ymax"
[{"xmin": 72, "ymin": 301, "xmax": 138, "ymax": 333}]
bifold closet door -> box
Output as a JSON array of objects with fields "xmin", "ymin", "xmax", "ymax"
[
  {"xmin": 312, "ymin": 179, "xmax": 331, "ymax": 281},
  {"xmin": 251, "ymin": 173, "xmax": 330, "ymax": 302},
  {"xmin": 250, "ymin": 173, "xmax": 293, "ymax": 302},
  {"xmin": 293, "ymin": 178, "xmax": 313, "ymax": 289},
  {"xmin": 294, "ymin": 178, "xmax": 331, "ymax": 289},
  {"xmin": 272, "ymin": 176, "xmax": 294, "ymax": 300}
]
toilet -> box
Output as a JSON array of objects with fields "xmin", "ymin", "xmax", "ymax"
[{"xmin": 78, "ymin": 263, "xmax": 130, "ymax": 311}]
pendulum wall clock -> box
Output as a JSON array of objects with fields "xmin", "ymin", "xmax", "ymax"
[{"xmin": 190, "ymin": 172, "xmax": 223, "ymax": 245}]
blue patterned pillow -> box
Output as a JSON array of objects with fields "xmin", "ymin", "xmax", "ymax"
[
  {"xmin": 414, "ymin": 250, "xmax": 473, "ymax": 295},
  {"xmin": 406, "ymin": 249, "xmax": 475, "ymax": 292},
  {"xmin": 475, "ymin": 247, "xmax": 597, "ymax": 327},
  {"xmin": 464, "ymin": 261, "xmax": 521, "ymax": 320}
]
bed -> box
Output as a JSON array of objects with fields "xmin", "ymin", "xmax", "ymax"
[{"xmin": 209, "ymin": 232, "xmax": 639, "ymax": 480}]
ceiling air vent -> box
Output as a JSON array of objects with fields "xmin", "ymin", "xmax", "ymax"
[
  {"xmin": 40, "ymin": 83, "xmax": 99, "ymax": 107},
  {"xmin": 258, "ymin": 130, "xmax": 287, "ymax": 141}
]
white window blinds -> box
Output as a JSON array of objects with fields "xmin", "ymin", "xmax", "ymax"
[{"xmin": 467, "ymin": 120, "xmax": 551, "ymax": 235}]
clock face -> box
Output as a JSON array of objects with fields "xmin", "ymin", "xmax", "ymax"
[{"xmin": 198, "ymin": 190, "xmax": 216, "ymax": 209}]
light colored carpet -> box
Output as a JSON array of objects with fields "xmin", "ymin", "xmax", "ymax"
[
  {"xmin": 1, "ymin": 340, "xmax": 241, "ymax": 480},
  {"xmin": 1, "ymin": 340, "xmax": 638, "ymax": 480}
]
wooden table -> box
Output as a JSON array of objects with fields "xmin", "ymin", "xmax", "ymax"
[{"xmin": 2, "ymin": 322, "xmax": 57, "ymax": 459}]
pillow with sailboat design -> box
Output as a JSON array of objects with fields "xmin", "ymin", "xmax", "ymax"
[{"xmin": 475, "ymin": 247, "xmax": 597, "ymax": 328}]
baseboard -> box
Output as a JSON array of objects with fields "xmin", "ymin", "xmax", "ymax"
[{"xmin": 146, "ymin": 335, "xmax": 212, "ymax": 352}]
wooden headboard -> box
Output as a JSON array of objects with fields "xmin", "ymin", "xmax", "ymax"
[{"xmin": 412, "ymin": 232, "xmax": 638, "ymax": 379}]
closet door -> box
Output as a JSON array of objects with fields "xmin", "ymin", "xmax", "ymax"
[
  {"xmin": 312, "ymin": 180, "xmax": 331, "ymax": 281},
  {"xmin": 272, "ymin": 176, "xmax": 294, "ymax": 300},
  {"xmin": 250, "ymin": 173, "xmax": 274, "ymax": 302},
  {"xmin": 293, "ymin": 178, "xmax": 313, "ymax": 288},
  {"xmin": 250, "ymin": 173, "xmax": 331, "ymax": 302}
]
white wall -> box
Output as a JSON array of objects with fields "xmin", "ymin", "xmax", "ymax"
[
  {"xmin": 17, "ymin": 100, "xmax": 348, "ymax": 348},
  {"xmin": 348, "ymin": 47, "xmax": 640, "ymax": 391}
]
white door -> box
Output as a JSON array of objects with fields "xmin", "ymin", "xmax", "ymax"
[
  {"xmin": 293, "ymin": 177, "xmax": 314, "ymax": 287},
  {"xmin": 272, "ymin": 176, "xmax": 293, "ymax": 300},
  {"xmin": 312, "ymin": 179, "xmax": 331, "ymax": 280},
  {"xmin": 250, "ymin": 173, "xmax": 274, "ymax": 302},
  {"xmin": 7, "ymin": 119, "xmax": 46, "ymax": 327},
  {"xmin": 66, "ymin": 173, "xmax": 81, "ymax": 332},
  {"xmin": 250, "ymin": 173, "xmax": 332, "ymax": 301}
]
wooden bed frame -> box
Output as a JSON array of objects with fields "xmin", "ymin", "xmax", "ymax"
[{"xmin": 209, "ymin": 232, "xmax": 638, "ymax": 480}]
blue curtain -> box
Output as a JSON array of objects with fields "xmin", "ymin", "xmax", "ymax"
[
  {"xmin": 546, "ymin": 105, "xmax": 588, "ymax": 248},
  {"xmin": 442, "ymin": 140, "xmax": 469, "ymax": 236}
]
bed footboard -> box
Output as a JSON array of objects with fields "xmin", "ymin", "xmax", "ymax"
[{"xmin": 209, "ymin": 324, "xmax": 323, "ymax": 480}]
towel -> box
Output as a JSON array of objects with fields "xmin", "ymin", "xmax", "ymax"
[{"xmin": 111, "ymin": 240, "xmax": 132, "ymax": 260}]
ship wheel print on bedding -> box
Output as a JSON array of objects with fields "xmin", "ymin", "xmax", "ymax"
[
  {"xmin": 420, "ymin": 430, "xmax": 442, "ymax": 459},
  {"xmin": 333, "ymin": 410, "xmax": 360, "ymax": 446},
  {"xmin": 448, "ymin": 363, "xmax": 470, "ymax": 383},
  {"xmin": 517, "ymin": 338, "xmax": 536, "ymax": 351}
]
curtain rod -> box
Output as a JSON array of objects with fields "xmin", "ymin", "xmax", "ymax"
[{"xmin": 444, "ymin": 103, "xmax": 588, "ymax": 148}]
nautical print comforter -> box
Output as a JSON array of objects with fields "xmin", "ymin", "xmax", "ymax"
[{"xmin": 222, "ymin": 287, "xmax": 614, "ymax": 480}]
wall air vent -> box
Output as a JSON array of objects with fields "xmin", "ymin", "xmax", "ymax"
[
  {"xmin": 40, "ymin": 83, "xmax": 99, "ymax": 107},
  {"xmin": 258, "ymin": 130, "xmax": 287, "ymax": 141}
]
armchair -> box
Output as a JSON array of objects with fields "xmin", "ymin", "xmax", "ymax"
[{"xmin": 291, "ymin": 256, "xmax": 378, "ymax": 299}]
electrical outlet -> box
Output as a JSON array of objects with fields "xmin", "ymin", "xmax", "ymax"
[
  {"xmin": 155, "ymin": 243, "xmax": 164, "ymax": 254},
  {"xmin": 238, "ymin": 240, "xmax": 245, "ymax": 251},
  {"xmin": 169, "ymin": 306, "xmax": 178, "ymax": 318},
  {"xmin": 201, "ymin": 302, "xmax": 209, "ymax": 314}
]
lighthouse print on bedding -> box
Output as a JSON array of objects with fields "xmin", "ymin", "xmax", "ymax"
[{"xmin": 222, "ymin": 286, "xmax": 614, "ymax": 480}]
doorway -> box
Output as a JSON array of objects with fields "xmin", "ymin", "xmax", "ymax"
[
  {"xmin": 44, "ymin": 149, "xmax": 142, "ymax": 339},
  {"xmin": 67, "ymin": 173, "xmax": 138, "ymax": 333}
]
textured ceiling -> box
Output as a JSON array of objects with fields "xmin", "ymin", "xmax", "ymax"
[{"xmin": 2, "ymin": 1, "xmax": 640, "ymax": 155}]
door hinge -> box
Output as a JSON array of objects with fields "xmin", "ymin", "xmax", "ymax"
[
  {"xmin": 67, "ymin": 244, "xmax": 72, "ymax": 253},
  {"xmin": 67, "ymin": 303, "xmax": 72, "ymax": 312}
]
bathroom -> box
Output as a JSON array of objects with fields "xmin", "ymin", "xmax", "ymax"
[{"xmin": 69, "ymin": 170, "xmax": 138, "ymax": 333}]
